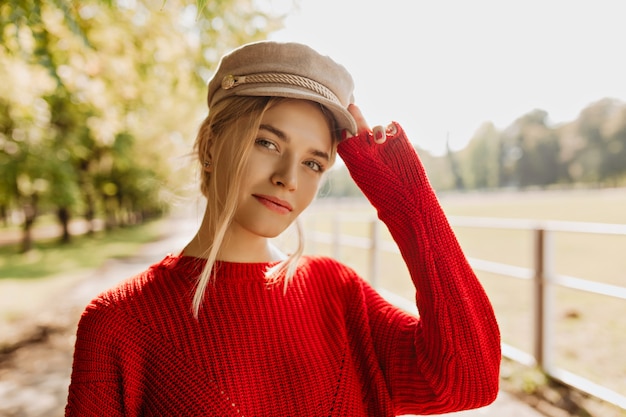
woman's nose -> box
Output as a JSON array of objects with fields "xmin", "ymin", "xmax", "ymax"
[{"xmin": 271, "ymin": 159, "xmax": 297, "ymax": 190}]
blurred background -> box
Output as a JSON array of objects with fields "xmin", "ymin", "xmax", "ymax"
[{"xmin": 1, "ymin": 0, "xmax": 625, "ymax": 416}]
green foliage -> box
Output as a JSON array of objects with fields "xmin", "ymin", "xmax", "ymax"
[
  {"xmin": 0, "ymin": 0, "xmax": 289, "ymax": 248},
  {"xmin": 459, "ymin": 122, "xmax": 500, "ymax": 189},
  {"xmin": 499, "ymin": 109, "xmax": 562, "ymax": 188},
  {"xmin": 561, "ymin": 99, "xmax": 626, "ymax": 185},
  {"xmin": 444, "ymin": 100, "xmax": 626, "ymax": 193}
]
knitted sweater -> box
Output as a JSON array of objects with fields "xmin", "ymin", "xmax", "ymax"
[{"xmin": 66, "ymin": 124, "xmax": 500, "ymax": 416}]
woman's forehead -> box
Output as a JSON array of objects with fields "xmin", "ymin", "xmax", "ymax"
[{"xmin": 260, "ymin": 100, "xmax": 332, "ymax": 145}]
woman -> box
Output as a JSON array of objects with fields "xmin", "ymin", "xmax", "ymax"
[{"xmin": 66, "ymin": 41, "xmax": 501, "ymax": 416}]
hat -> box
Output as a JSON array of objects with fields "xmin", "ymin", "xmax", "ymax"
[{"xmin": 207, "ymin": 41, "xmax": 357, "ymax": 135}]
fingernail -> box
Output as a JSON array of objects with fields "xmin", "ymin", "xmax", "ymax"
[{"xmin": 375, "ymin": 130, "xmax": 384, "ymax": 141}]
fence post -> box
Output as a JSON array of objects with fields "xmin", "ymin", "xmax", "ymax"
[
  {"xmin": 369, "ymin": 219, "xmax": 380, "ymax": 288},
  {"xmin": 543, "ymin": 229, "xmax": 554, "ymax": 373},
  {"xmin": 533, "ymin": 228, "xmax": 545, "ymax": 368},
  {"xmin": 533, "ymin": 228, "xmax": 554, "ymax": 371}
]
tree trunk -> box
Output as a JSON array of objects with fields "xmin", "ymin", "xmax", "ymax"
[
  {"xmin": 20, "ymin": 195, "xmax": 38, "ymax": 253},
  {"xmin": 57, "ymin": 206, "xmax": 71, "ymax": 244},
  {"xmin": 0, "ymin": 204, "xmax": 7, "ymax": 227},
  {"xmin": 84, "ymin": 193, "xmax": 95, "ymax": 235},
  {"xmin": 104, "ymin": 196, "xmax": 117, "ymax": 230}
]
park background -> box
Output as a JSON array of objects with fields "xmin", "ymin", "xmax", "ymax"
[{"xmin": 1, "ymin": 1, "xmax": 625, "ymax": 416}]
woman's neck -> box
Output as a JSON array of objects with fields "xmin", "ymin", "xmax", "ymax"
[
  {"xmin": 182, "ymin": 236, "xmax": 285, "ymax": 263},
  {"xmin": 182, "ymin": 225, "xmax": 285, "ymax": 263}
]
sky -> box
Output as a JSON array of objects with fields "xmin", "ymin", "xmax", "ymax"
[{"xmin": 269, "ymin": 0, "xmax": 626, "ymax": 155}]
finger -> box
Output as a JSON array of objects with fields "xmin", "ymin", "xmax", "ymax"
[
  {"xmin": 386, "ymin": 122, "xmax": 398, "ymax": 136},
  {"xmin": 373, "ymin": 125, "xmax": 386, "ymax": 144},
  {"xmin": 347, "ymin": 104, "xmax": 370, "ymax": 134}
]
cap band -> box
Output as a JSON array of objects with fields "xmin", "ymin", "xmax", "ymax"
[
  {"xmin": 221, "ymin": 73, "xmax": 341, "ymax": 106},
  {"xmin": 207, "ymin": 41, "xmax": 357, "ymax": 135}
]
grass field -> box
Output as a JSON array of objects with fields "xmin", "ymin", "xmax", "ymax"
[{"xmin": 300, "ymin": 188, "xmax": 626, "ymax": 400}]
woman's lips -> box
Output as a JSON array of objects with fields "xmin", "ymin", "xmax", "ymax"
[{"xmin": 253, "ymin": 194, "xmax": 293, "ymax": 214}]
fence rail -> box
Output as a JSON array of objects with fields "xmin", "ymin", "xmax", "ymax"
[{"xmin": 305, "ymin": 213, "xmax": 626, "ymax": 410}]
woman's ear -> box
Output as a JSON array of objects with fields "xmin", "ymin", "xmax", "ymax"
[{"xmin": 202, "ymin": 139, "xmax": 214, "ymax": 173}]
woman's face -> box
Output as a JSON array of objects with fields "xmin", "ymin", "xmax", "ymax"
[{"xmin": 230, "ymin": 99, "xmax": 334, "ymax": 240}]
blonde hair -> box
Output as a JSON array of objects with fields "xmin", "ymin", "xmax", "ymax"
[{"xmin": 191, "ymin": 96, "xmax": 339, "ymax": 317}]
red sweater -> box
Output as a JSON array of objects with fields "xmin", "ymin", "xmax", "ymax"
[{"xmin": 66, "ymin": 124, "xmax": 500, "ymax": 416}]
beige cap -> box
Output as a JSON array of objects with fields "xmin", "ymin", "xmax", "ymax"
[{"xmin": 207, "ymin": 41, "xmax": 357, "ymax": 135}]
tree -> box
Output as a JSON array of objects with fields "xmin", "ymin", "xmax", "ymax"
[
  {"xmin": 459, "ymin": 122, "xmax": 501, "ymax": 189},
  {"xmin": 600, "ymin": 103, "xmax": 626, "ymax": 184},
  {"xmin": 499, "ymin": 109, "xmax": 561, "ymax": 188},
  {"xmin": 0, "ymin": 48, "xmax": 56, "ymax": 251},
  {"xmin": 445, "ymin": 135, "xmax": 465, "ymax": 191},
  {"xmin": 1, "ymin": 0, "xmax": 289, "ymax": 250},
  {"xmin": 560, "ymin": 98, "xmax": 626, "ymax": 185}
]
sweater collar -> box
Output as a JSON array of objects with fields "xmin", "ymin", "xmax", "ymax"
[{"xmin": 160, "ymin": 254, "xmax": 280, "ymax": 282}]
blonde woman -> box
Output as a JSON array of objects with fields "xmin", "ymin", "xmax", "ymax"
[{"xmin": 66, "ymin": 41, "xmax": 501, "ymax": 416}]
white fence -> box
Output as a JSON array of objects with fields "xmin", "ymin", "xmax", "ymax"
[{"xmin": 304, "ymin": 212, "xmax": 626, "ymax": 410}]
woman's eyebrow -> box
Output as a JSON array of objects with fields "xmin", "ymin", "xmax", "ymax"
[
  {"xmin": 310, "ymin": 149, "xmax": 330, "ymax": 162},
  {"xmin": 259, "ymin": 124, "xmax": 288, "ymax": 142},
  {"xmin": 259, "ymin": 123, "xmax": 330, "ymax": 162}
]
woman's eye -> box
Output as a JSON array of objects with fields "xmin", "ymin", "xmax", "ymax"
[
  {"xmin": 304, "ymin": 160, "xmax": 324, "ymax": 173},
  {"xmin": 255, "ymin": 138, "xmax": 278, "ymax": 151}
]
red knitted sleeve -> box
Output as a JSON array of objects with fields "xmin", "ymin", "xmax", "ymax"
[
  {"xmin": 65, "ymin": 300, "xmax": 125, "ymax": 417},
  {"xmin": 337, "ymin": 123, "xmax": 501, "ymax": 414}
]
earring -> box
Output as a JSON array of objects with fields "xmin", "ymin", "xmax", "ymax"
[{"xmin": 203, "ymin": 161, "xmax": 212, "ymax": 167}]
